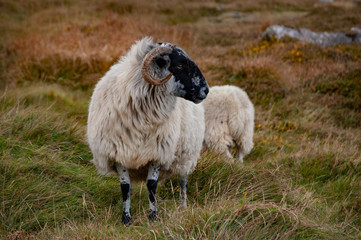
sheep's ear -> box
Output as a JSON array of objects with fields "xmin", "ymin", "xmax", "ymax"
[{"xmin": 154, "ymin": 56, "xmax": 170, "ymax": 69}]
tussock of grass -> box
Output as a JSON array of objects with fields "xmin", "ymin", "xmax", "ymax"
[
  {"xmin": 313, "ymin": 69, "xmax": 361, "ymax": 128},
  {"xmin": 19, "ymin": 54, "xmax": 112, "ymax": 90},
  {"xmin": 226, "ymin": 66, "xmax": 285, "ymax": 105},
  {"xmin": 315, "ymin": 70, "xmax": 361, "ymax": 109}
]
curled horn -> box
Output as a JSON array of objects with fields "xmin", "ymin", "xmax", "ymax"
[{"xmin": 141, "ymin": 46, "xmax": 173, "ymax": 86}]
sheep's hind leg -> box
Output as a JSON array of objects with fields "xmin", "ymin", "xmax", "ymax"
[
  {"xmin": 178, "ymin": 175, "xmax": 188, "ymax": 208},
  {"xmin": 213, "ymin": 142, "xmax": 234, "ymax": 161},
  {"xmin": 115, "ymin": 163, "xmax": 132, "ymax": 225},
  {"xmin": 147, "ymin": 163, "xmax": 161, "ymax": 221},
  {"xmin": 235, "ymin": 147, "xmax": 244, "ymax": 164}
]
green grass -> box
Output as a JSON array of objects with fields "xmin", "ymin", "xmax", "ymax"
[
  {"xmin": 1, "ymin": 0, "xmax": 361, "ymax": 239},
  {"xmin": 226, "ymin": 66, "xmax": 285, "ymax": 105},
  {"xmin": 2, "ymin": 83, "xmax": 356, "ymax": 239},
  {"xmin": 313, "ymin": 69, "xmax": 361, "ymax": 128}
]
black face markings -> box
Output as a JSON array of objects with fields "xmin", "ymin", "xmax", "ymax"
[{"xmin": 167, "ymin": 46, "xmax": 209, "ymax": 103}]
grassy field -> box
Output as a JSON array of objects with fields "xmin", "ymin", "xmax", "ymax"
[{"xmin": 1, "ymin": 0, "xmax": 361, "ymax": 239}]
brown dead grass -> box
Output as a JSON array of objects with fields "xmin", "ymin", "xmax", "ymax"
[
  {"xmin": 10, "ymin": 14, "xmax": 195, "ymax": 62},
  {"xmin": 5, "ymin": 11, "xmax": 196, "ymax": 88},
  {"xmin": 1, "ymin": 0, "xmax": 361, "ymax": 239}
]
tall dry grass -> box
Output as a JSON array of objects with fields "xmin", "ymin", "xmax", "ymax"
[{"xmin": 1, "ymin": 0, "xmax": 361, "ymax": 239}]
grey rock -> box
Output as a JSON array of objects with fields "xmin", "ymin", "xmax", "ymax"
[
  {"xmin": 263, "ymin": 25, "xmax": 361, "ymax": 47},
  {"xmin": 351, "ymin": 27, "xmax": 361, "ymax": 34},
  {"xmin": 350, "ymin": 27, "xmax": 361, "ymax": 43}
]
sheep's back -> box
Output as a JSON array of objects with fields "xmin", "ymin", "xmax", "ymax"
[{"xmin": 203, "ymin": 85, "xmax": 254, "ymax": 145}]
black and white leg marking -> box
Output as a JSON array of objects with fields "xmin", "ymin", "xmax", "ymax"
[
  {"xmin": 178, "ymin": 175, "xmax": 188, "ymax": 208},
  {"xmin": 115, "ymin": 163, "xmax": 132, "ymax": 225},
  {"xmin": 146, "ymin": 163, "xmax": 161, "ymax": 221}
]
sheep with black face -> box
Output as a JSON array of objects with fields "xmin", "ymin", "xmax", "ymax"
[{"xmin": 87, "ymin": 37, "xmax": 209, "ymax": 224}]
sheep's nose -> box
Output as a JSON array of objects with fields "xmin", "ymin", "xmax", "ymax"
[
  {"xmin": 204, "ymin": 87, "xmax": 209, "ymax": 96},
  {"xmin": 198, "ymin": 87, "xmax": 209, "ymax": 100}
]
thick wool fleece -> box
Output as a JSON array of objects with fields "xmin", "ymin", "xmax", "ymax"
[
  {"xmin": 87, "ymin": 37, "xmax": 204, "ymax": 180},
  {"xmin": 203, "ymin": 85, "xmax": 254, "ymax": 162}
]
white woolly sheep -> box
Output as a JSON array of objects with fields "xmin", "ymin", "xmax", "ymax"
[
  {"xmin": 203, "ymin": 85, "xmax": 254, "ymax": 163},
  {"xmin": 87, "ymin": 37, "xmax": 209, "ymax": 224}
]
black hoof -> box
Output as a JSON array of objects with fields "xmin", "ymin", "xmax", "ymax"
[
  {"xmin": 148, "ymin": 210, "xmax": 158, "ymax": 221},
  {"xmin": 122, "ymin": 214, "xmax": 132, "ymax": 225}
]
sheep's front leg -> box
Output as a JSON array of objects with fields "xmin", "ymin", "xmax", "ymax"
[
  {"xmin": 115, "ymin": 163, "xmax": 132, "ymax": 225},
  {"xmin": 147, "ymin": 163, "xmax": 161, "ymax": 221},
  {"xmin": 178, "ymin": 175, "xmax": 188, "ymax": 208}
]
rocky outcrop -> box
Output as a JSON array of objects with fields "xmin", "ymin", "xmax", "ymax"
[{"xmin": 263, "ymin": 25, "xmax": 361, "ymax": 47}]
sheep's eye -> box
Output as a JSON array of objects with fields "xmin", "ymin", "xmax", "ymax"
[{"xmin": 176, "ymin": 65, "xmax": 183, "ymax": 70}]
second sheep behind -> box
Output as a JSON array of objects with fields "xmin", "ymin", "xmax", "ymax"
[{"xmin": 203, "ymin": 85, "xmax": 254, "ymax": 163}]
